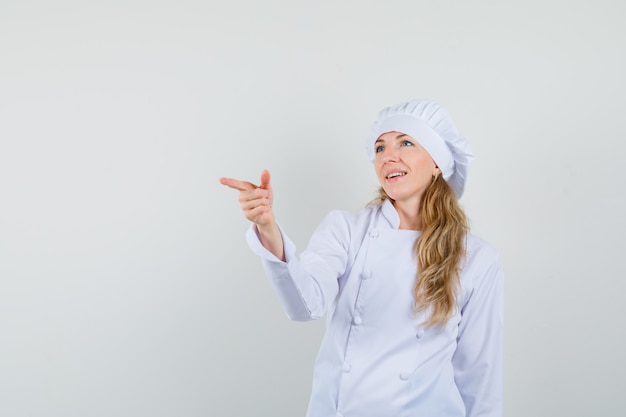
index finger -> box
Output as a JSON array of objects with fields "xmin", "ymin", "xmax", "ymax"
[{"xmin": 219, "ymin": 177, "xmax": 257, "ymax": 191}]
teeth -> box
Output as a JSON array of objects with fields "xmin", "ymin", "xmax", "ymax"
[{"xmin": 387, "ymin": 172, "xmax": 406, "ymax": 179}]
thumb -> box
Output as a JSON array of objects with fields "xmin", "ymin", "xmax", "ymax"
[{"xmin": 260, "ymin": 169, "xmax": 271, "ymax": 190}]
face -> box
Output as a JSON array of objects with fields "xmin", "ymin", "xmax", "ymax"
[{"xmin": 374, "ymin": 131, "xmax": 441, "ymax": 205}]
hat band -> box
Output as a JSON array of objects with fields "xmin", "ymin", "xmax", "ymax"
[{"xmin": 372, "ymin": 114, "xmax": 455, "ymax": 180}]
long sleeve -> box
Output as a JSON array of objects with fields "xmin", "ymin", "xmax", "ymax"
[
  {"xmin": 246, "ymin": 211, "xmax": 352, "ymax": 321},
  {"xmin": 451, "ymin": 255, "xmax": 504, "ymax": 417}
]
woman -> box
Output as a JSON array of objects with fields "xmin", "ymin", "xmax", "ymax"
[{"xmin": 220, "ymin": 99, "xmax": 503, "ymax": 417}]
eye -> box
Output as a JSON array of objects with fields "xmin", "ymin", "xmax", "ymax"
[
  {"xmin": 401, "ymin": 140, "xmax": 414, "ymax": 147},
  {"xmin": 375, "ymin": 145, "xmax": 384, "ymax": 153}
]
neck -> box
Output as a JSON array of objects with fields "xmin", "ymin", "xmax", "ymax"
[{"xmin": 392, "ymin": 199, "xmax": 422, "ymax": 230}]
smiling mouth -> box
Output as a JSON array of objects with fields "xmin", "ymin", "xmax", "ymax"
[{"xmin": 386, "ymin": 171, "xmax": 407, "ymax": 179}]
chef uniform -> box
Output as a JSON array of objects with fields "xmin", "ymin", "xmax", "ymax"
[{"xmin": 246, "ymin": 99, "xmax": 503, "ymax": 417}]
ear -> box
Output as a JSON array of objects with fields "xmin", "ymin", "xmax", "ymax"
[{"xmin": 433, "ymin": 166, "xmax": 442, "ymax": 176}]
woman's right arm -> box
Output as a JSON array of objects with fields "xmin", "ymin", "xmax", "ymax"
[
  {"xmin": 247, "ymin": 210, "xmax": 350, "ymax": 321},
  {"xmin": 220, "ymin": 170, "xmax": 349, "ymax": 321}
]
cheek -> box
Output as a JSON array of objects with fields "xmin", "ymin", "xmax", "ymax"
[{"xmin": 416, "ymin": 154, "xmax": 437, "ymax": 171}]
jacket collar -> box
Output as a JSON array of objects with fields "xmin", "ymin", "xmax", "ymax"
[{"xmin": 380, "ymin": 199, "xmax": 401, "ymax": 229}]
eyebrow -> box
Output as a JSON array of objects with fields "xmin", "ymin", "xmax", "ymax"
[{"xmin": 375, "ymin": 133, "xmax": 408, "ymax": 144}]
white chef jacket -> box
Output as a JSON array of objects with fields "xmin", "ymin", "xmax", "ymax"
[{"xmin": 246, "ymin": 199, "xmax": 503, "ymax": 417}]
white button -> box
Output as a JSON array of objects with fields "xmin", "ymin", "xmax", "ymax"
[
  {"xmin": 342, "ymin": 363, "xmax": 352, "ymax": 373},
  {"xmin": 336, "ymin": 413, "xmax": 344, "ymax": 417},
  {"xmin": 369, "ymin": 229, "xmax": 379, "ymax": 238},
  {"xmin": 399, "ymin": 372, "xmax": 411, "ymax": 381},
  {"xmin": 361, "ymin": 271, "xmax": 372, "ymax": 280},
  {"xmin": 416, "ymin": 329, "xmax": 425, "ymax": 339},
  {"xmin": 353, "ymin": 316, "xmax": 362, "ymax": 325}
]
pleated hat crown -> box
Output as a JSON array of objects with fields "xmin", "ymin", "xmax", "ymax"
[{"xmin": 365, "ymin": 99, "xmax": 475, "ymax": 198}]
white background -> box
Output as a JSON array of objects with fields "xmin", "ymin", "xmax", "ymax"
[{"xmin": 1, "ymin": 1, "xmax": 624, "ymax": 416}]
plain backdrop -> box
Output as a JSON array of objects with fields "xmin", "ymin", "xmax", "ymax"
[{"xmin": 1, "ymin": 1, "xmax": 625, "ymax": 416}]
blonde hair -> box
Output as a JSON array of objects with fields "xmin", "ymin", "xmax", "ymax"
[{"xmin": 370, "ymin": 175, "xmax": 469, "ymax": 327}]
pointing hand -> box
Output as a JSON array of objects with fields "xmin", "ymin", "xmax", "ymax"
[{"xmin": 220, "ymin": 170, "xmax": 275, "ymax": 227}]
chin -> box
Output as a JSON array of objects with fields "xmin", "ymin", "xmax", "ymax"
[{"xmin": 381, "ymin": 188, "xmax": 400, "ymax": 201}]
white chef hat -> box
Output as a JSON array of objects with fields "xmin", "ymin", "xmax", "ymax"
[{"xmin": 365, "ymin": 99, "xmax": 475, "ymax": 198}]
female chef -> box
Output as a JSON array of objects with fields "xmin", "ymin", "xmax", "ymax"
[{"xmin": 220, "ymin": 99, "xmax": 503, "ymax": 417}]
